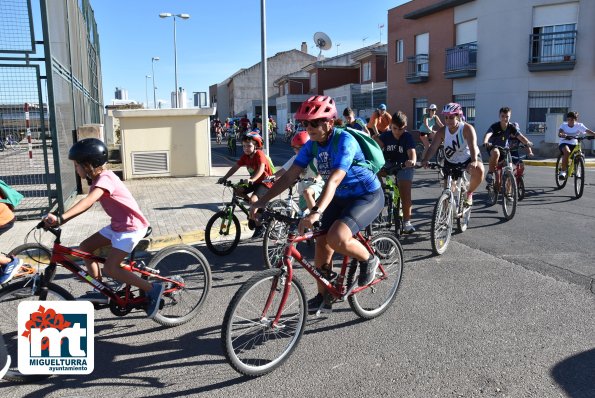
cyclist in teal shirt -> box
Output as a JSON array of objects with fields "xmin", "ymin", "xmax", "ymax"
[{"xmin": 251, "ymin": 96, "xmax": 384, "ymax": 314}]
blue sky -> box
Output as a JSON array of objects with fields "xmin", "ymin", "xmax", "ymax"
[{"xmin": 91, "ymin": 0, "xmax": 409, "ymax": 107}]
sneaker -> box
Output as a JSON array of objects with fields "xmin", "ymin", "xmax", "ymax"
[
  {"xmin": 358, "ymin": 255, "xmax": 380, "ymax": 287},
  {"xmin": 247, "ymin": 219, "xmax": 256, "ymax": 230},
  {"xmin": 485, "ymin": 172, "xmax": 494, "ymax": 185},
  {"xmin": 77, "ymin": 290, "xmax": 109, "ymax": 304},
  {"xmin": 145, "ymin": 282, "xmax": 165, "ymax": 319},
  {"xmin": 403, "ymin": 221, "xmax": 416, "ymax": 234},
  {"xmin": 251, "ymin": 226, "xmax": 265, "ymax": 239},
  {"xmin": 463, "ymin": 193, "xmax": 473, "ymax": 207},
  {"xmin": 307, "ymin": 293, "xmax": 332, "ymax": 315},
  {"xmin": 558, "ymin": 171, "xmax": 567, "ymax": 181},
  {"xmin": 0, "ymin": 257, "xmax": 22, "ymax": 284}
]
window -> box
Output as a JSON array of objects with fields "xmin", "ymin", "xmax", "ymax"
[
  {"xmin": 531, "ymin": 23, "xmax": 576, "ymax": 63},
  {"xmin": 395, "ymin": 39, "xmax": 403, "ymax": 63},
  {"xmin": 310, "ymin": 72, "xmax": 317, "ymax": 89},
  {"xmin": 284, "ymin": 82, "xmax": 289, "ymax": 95},
  {"xmin": 453, "ymin": 94, "xmax": 475, "ymax": 126},
  {"xmin": 415, "ymin": 33, "xmax": 429, "ymax": 74},
  {"xmin": 414, "ymin": 98, "xmax": 428, "ymax": 130},
  {"xmin": 362, "ymin": 62, "xmax": 372, "ymax": 82},
  {"xmin": 527, "ymin": 91, "xmax": 571, "ymax": 134}
]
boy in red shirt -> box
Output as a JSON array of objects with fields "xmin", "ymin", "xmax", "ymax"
[{"xmin": 218, "ymin": 132, "xmax": 273, "ymax": 238}]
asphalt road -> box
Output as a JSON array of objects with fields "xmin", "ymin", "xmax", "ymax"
[{"xmin": 3, "ymin": 141, "xmax": 595, "ymax": 398}]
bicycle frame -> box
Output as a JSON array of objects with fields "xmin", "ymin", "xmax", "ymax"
[
  {"xmin": 34, "ymin": 226, "xmax": 181, "ymax": 310},
  {"xmin": 493, "ymin": 146, "xmax": 514, "ymax": 192},
  {"xmin": 266, "ymin": 228, "xmax": 386, "ymax": 327},
  {"xmin": 441, "ymin": 166, "xmax": 468, "ymax": 221}
]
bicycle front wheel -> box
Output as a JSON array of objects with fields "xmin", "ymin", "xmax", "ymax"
[
  {"xmin": 431, "ymin": 192, "xmax": 452, "ymax": 255},
  {"xmin": 0, "ymin": 280, "xmax": 74, "ymax": 383},
  {"xmin": 555, "ymin": 153, "xmax": 567, "ymax": 189},
  {"xmin": 147, "ymin": 244, "xmax": 211, "ymax": 327},
  {"xmin": 501, "ymin": 170, "xmax": 517, "ymax": 221},
  {"xmin": 263, "ymin": 219, "xmax": 290, "ymax": 269},
  {"xmin": 348, "ymin": 232, "xmax": 403, "ymax": 319},
  {"xmin": 3, "ymin": 243, "xmax": 52, "ymax": 288},
  {"xmin": 517, "ymin": 175, "xmax": 525, "ymax": 201},
  {"xmin": 205, "ymin": 211, "xmax": 241, "ymax": 256},
  {"xmin": 221, "ymin": 268, "xmax": 307, "ymax": 377},
  {"xmin": 573, "ymin": 156, "xmax": 585, "ymax": 199}
]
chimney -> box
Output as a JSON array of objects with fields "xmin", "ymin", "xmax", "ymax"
[{"xmin": 301, "ymin": 42, "xmax": 308, "ymax": 53}]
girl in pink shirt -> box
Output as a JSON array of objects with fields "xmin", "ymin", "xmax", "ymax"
[{"xmin": 44, "ymin": 138, "xmax": 164, "ymax": 318}]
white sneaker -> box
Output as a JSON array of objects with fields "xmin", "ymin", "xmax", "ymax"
[{"xmin": 403, "ymin": 221, "xmax": 416, "ymax": 234}]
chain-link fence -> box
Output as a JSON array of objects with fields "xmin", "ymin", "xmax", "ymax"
[{"xmin": 0, "ymin": 0, "xmax": 103, "ymax": 219}]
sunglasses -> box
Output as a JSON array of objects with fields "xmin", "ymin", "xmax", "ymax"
[
  {"xmin": 444, "ymin": 115, "xmax": 458, "ymax": 120},
  {"xmin": 301, "ymin": 119, "xmax": 328, "ymax": 128}
]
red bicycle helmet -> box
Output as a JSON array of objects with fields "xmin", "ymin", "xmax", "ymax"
[
  {"xmin": 291, "ymin": 131, "xmax": 310, "ymax": 147},
  {"xmin": 244, "ymin": 132, "xmax": 263, "ymax": 148},
  {"xmin": 441, "ymin": 102, "xmax": 463, "ymax": 116},
  {"xmin": 295, "ymin": 95, "xmax": 337, "ymax": 121}
]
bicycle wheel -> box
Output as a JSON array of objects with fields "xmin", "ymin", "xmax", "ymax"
[
  {"xmin": 436, "ymin": 147, "xmax": 445, "ymax": 179},
  {"xmin": 393, "ymin": 198, "xmax": 402, "ymax": 237},
  {"xmin": 348, "ymin": 232, "xmax": 403, "ymax": 319},
  {"xmin": 415, "ymin": 142, "xmax": 425, "ymax": 163},
  {"xmin": 205, "ymin": 211, "xmax": 241, "ymax": 256},
  {"xmin": 0, "ymin": 279, "xmax": 74, "ymax": 383},
  {"xmin": 262, "ymin": 219, "xmax": 290, "ymax": 269},
  {"xmin": 430, "ymin": 192, "xmax": 452, "ymax": 255},
  {"xmin": 501, "ymin": 170, "xmax": 517, "ymax": 221},
  {"xmin": 555, "ymin": 153, "xmax": 567, "ymax": 189},
  {"xmin": 221, "ymin": 268, "xmax": 307, "ymax": 377},
  {"xmin": 573, "ymin": 156, "xmax": 585, "ymax": 199},
  {"xmin": 146, "ymin": 244, "xmax": 211, "ymax": 327},
  {"xmin": 517, "ymin": 175, "xmax": 525, "ymax": 201},
  {"xmin": 486, "ymin": 181, "xmax": 498, "ymax": 206},
  {"xmin": 457, "ymin": 189, "xmax": 471, "ymax": 233},
  {"xmin": 3, "ymin": 243, "xmax": 52, "ymax": 288}
]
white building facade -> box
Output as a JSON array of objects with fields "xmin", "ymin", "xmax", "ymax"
[{"xmin": 453, "ymin": 0, "xmax": 595, "ymax": 154}]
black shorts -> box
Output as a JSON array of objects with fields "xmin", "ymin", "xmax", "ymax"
[
  {"xmin": 320, "ymin": 188, "xmax": 384, "ymax": 235},
  {"xmin": 238, "ymin": 182, "xmax": 269, "ymax": 199},
  {"xmin": 559, "ymin": 144, "xmax": 576, "ymax": 153},
  {"xmin": 0, "ymin": 217, "xmax": 15, "ymax": 236}
]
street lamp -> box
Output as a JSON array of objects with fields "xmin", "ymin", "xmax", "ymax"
[
  {"xmin": 145, "ymin": 75, "xmax": 151, "ymax": 109},
  {"xmin": 159, "ymin": 12, "xmax": 190, "ymax": 108},
  {"xmin": 151, "ymin": 56, "xmax": 159, "ymax": 108}
]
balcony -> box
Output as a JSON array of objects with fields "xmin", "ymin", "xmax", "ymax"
[
  {"xmin": 406, "ymin": 54, "xmax": 429, "ymax": 83},
  {"xmin": 528, "ymin": 30, "xmax": 576, "ymax": 72},
  {"xmin": 444, "ymin": 42, "xmax": 477, "ymax": 78}
]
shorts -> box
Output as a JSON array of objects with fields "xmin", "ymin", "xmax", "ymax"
[
  {"xmin": 298, "ymin": 181, "xmax": 324, "ymax": 210},
  {"xmin": 239, "ymin": 182, "xmax": 269, "ymax": 199},
  {"xmin": 559, "ymin": 144, "xmax": 575, "ymax": 153},
  {"xmin": 396, "ymin": 167, "xmax": 415, "ymax": 182},
  {"xmin": 320, "ymin": 188, "xmax": 384, "ymax": 235},
  {"xmin": 443, "ymin": 156, "xmax": 479, "ymax": 179},
  {"xmin": 0, "ymin": 217, "xmax": 15, "ymax": 236},
  {"xmin": 99, "ymin": 226, "xmax": 148, "ymax": 253}
]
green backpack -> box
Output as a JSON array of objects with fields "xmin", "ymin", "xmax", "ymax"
[
  {"xmin": 0, "ymin": 180, "xmax": 24, "ymax": 210},
  {"xmin": 312, "ymin": 127, "xmax": 385, "ymax": 173}
]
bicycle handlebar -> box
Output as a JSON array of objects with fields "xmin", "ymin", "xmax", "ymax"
[{"xmin": 560, "ymin": 135, "xmax": 594, "ymax": 141}]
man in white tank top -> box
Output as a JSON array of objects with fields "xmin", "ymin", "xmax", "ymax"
[{"xmin": 421, "ymin": 103, "xmax": 485, "ymax": 206}]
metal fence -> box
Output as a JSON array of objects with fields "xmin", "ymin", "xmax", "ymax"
[{"xmin": 0, "ymin": 0, "xmax": 103, "ymax": 219}]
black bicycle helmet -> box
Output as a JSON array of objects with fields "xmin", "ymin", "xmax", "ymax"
[{"xmin": 68, "ymin": 138, "xmax": 108, "ymax": 168}]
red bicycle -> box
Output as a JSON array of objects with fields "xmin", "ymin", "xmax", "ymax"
[
  {"xmin": 221, "ymin": 209, "xmax": 404, "ymax": 377},
  {"xmin": 0, "ymin": 223, "xmax": 211, "ymax": 382}
]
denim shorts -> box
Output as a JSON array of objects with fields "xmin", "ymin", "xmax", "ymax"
[
  {"xmin": 99, "ymin": 226, "xmax": 148, "ymax": 253},
  {"xmin": 396, "ymin": 167, "xmax": 415, "ymax": 182},
  {"xmin": 320, "ymin": 188, "xmax": 384, "ymax": 235}
]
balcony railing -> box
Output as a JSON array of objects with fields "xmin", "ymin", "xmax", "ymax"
[
  {"xmin": 528, "ymin": 30, "xmax": 576, "ymax": 71},
  {"xmin": 444, "ymin": 42, "xmax": 477, "ymax": 78},
  {"xmin": 406, "ymin": 54, "xmax": 429, "ymax": 83}
]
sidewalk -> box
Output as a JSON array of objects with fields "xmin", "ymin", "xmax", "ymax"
[
  {"xmin": 0, "ymin": 158, "xmax": 593, "ymax": 253},
  {"xmin": 0, "ymin": 167, "xmax": 249, "ymax": 252}
]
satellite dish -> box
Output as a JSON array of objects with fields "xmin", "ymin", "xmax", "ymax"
[{"xmin": 313, "ymin": 32, "xmax": 332, "ymax": 60}]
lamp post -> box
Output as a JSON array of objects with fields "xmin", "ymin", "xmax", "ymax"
[
  {"xmin": 159, "ymin": 12, "xmax": 190, "ymax": 108},
  {"xmin": 145, "ymin": 75, "xmax": 151, "ymax": 109},
  {"xmin": 151, "ymin": 56, "xmax": 159, "ymax": 108}
]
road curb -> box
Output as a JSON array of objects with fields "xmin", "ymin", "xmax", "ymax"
[
  {"xmin": 524, "ymin": 160, "xmax": 595, "ymax": 167},
  {"xmin": 147, "ymin": 220, "xmax": 252, "ymax": 251}
]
